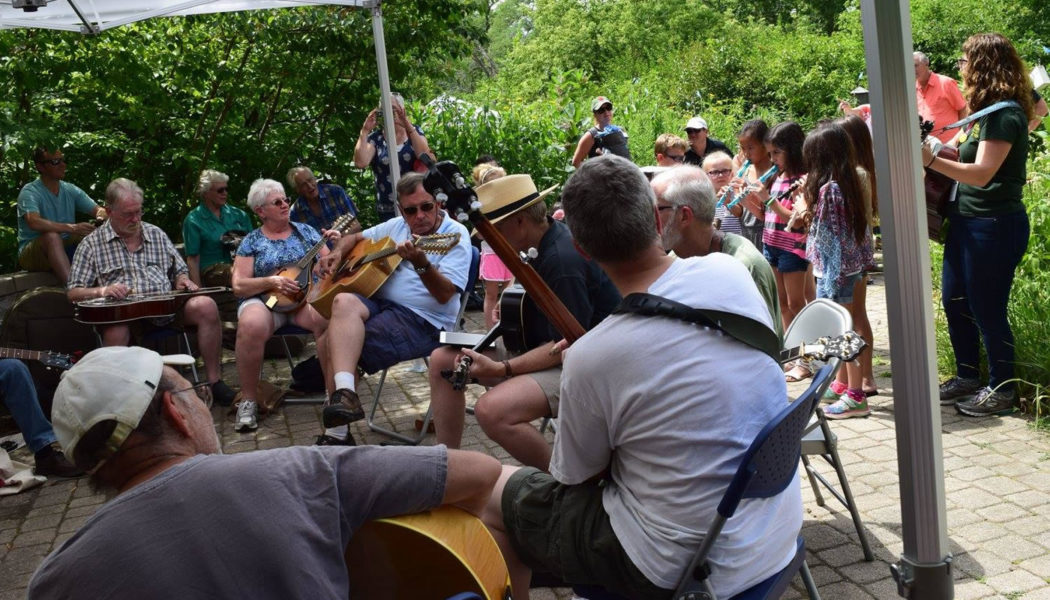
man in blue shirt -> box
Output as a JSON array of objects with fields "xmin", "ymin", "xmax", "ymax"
[
  {"xmin": 287, "ymin": 166, "xmax": 359, "ymax": 233},
  {"xmin": 16, "ymin": 147, "xmax": 106, "ymax": 283}
]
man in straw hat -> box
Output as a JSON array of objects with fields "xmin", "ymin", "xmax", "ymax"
[
  {"xmin": 315, "ymin": 172, "xmax": 471, "ymax": 445},
  {"xmin": 428, "ymin": 173, "xmax": 619, "ymax": 471},
  {"xmin": 480, "ymin": 155, "xmax": 799, "ymax": 599},
  {"xmin": 28, "ymin": 346, "xmax": 499, "ymax": 599}
]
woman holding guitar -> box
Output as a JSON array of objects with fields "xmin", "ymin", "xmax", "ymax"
[
  {"xmin": 230, "ymin": 179, "xmax": 335, "ymax": 433},
  {"xmin": 922, "ymin": 33, "xmax": 1035, "ymax": 417}
]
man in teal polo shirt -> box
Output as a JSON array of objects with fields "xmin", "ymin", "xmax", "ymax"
[
  {"xmin": 17, "ymin": 147, "xmax": 106, "ymax": 284},
  {"xmin": 182, "ymin": 170, "xmax": 253, "ymax": 286}
]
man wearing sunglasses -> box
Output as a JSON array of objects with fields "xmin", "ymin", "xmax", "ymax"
[
  {"xmin": 315, "ymin": 172, "xmax": 471, "ymax": 444},
  {"xmin": 682, "ymin": 117, "xmax": 731, "ymax": 167},
  {"xmin": 16, "ymin": 147, "xmax": 107, "ymax": 284}
]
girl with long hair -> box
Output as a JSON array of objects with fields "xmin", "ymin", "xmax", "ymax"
[
  {"xmin": 728, "ymin": 119, "xmax": 774, "ymax": 251},
  {"xmin": 802, "ymin": 123, "xmax": 874, "ymax": 419},
  {"xmin": 923, "ymin": 33, "xmax": 1034, "ymax": 417}
]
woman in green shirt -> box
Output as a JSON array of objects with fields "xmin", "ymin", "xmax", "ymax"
[
  {"xmin": 922, "ymin": 33, "xmax": 1035, "ymax": 417},
  {"xmin": 182, "ymin": 169, "xmax": 253, "ymax": 286}
]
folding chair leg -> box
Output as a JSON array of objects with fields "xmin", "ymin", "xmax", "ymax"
[
  {"xmin": 826, "ymin": 443, "xmax": 875, "ymax": 562},
  {"xmin": 180, "ymin": 332, "xmax": 199, "ymax": 383},
  {"xmin": 281, "ymin": 336, "xmax": 296, "ymax": 371},
  {"xmin": 366, "ymin": 364, "xmax": 429, "ymax": 445},
  {"xmin": 799, "ymin": 560, "xmax": 821, "ymax": 600},
  {"xmin": 800, "ymin": 454, "xmax": 827, "ymax": 507}
]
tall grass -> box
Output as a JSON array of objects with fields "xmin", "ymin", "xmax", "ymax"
[{"xmin": 931, "ymin": 136, "xmax": 1050, "ymax": 426}]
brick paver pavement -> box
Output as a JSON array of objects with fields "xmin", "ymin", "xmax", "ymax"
[{"xmin": 3, "ymin": 271, "xmax": 1049, "ymax": 599}]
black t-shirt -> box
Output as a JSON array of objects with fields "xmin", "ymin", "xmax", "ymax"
[
  {"xmin": 684, "ymin": 137, "xmax": 731, "ymax": 166},
  {"xmin": 587, "ymin": 126, "xmax": 632, "ymax": 161},
  {"xmin": 521, "ymin": 219, "xmax": 621, "ymax": 349}
]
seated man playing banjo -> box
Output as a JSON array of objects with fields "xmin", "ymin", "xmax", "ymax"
[
  {"xmin": 66, "ymin": 178, "xmax": 235, "ymax": 406},
  {"xmin": 428, "ymin": 174, "xmax": 619, "ymax": 471},
  {"xmin": 316, "ymin": 172, "xmax": 471, "ymax": 445}
]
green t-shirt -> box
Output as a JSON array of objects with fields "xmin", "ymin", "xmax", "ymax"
[
  {"xmin": 181, "ymin": 202, "xmax": 253, "ymax": 270},
  {"xmin": 721, "ymin": 232, "xmax": 784, "ymax": 344},
  {"xmin": 954, "ymin": 105, "xmax": 1028, "ymax": 217}
]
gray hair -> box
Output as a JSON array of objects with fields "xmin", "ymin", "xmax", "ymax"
[
  {"xmin": 247, "ymin": 178, "xmax": 285, "ymax": 211},
  {"xmin": 651, "ymin": 166, "xmax": 716, "ymax": 225},
  {"xmin": 913, "ymin": 51, "xmax": 930, "ymax": 66},
  {"xmin": 561, "ymin": 154, "xmax": 658, "ymax": 263},
  {"xmin": 196, "ymin": 169, "xmax": 229, "ymax": 198},
  {"xmin": 286, "ymin": 166, "xmax": 313, "ymax": 188},
  {"xmin": 105, "ymin": 178, "xmax": 144, "ymax": 208},
  {"xmin": 396, "ymin": 172, "xmax": 427, "ymax": 199}
]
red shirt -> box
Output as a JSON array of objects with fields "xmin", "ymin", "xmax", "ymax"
[{"xmin": 916, "ymin": 72, "xmax": 967, "ymax": 143}]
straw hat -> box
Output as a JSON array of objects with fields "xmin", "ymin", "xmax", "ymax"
[{"xmin": 474, "ymin": 174, "xmax": 558, "ymax": 226}]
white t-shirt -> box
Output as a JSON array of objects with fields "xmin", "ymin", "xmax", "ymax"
[
  {"xmin": 551, "ymin": 254, "xmax": 801, "ymax": 596},
  {"xmin": 364, "ymin": 213, "xmax": 471, "ymax": 331}
]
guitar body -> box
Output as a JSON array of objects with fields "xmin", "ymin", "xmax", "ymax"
[
  {"xmin": 345, "ymin": 505, "xmax": 511, "ymax": 600},
  {"xmin": 263, "ymin": 264, "xmax": 311, "ymax": 313},
  {"xmin": 74, "ymin": 287, "xmax": 228, "ymax": 325},
  {"xmin": 308, "ymin": 237, "xmax": 402, "ymax": 319},
  {"xmin": 498, "ymin": 285, "xmax": 530, "ymax": 355},
  {"xmin": 923, "ymin": 145, "xmax": 959, "ymax": 242}
]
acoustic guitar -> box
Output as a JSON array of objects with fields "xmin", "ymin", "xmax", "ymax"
[
  {"xmin": 345, "ymin": 505, "xmax": 512, "ymax": 600},
  {"xmin": 262, "ymin": 213, "xmax": 358, "ymax": 313},
  {"xmin": 308, "ymin": 233, "xmax": 462, "ymax": 319},
  {"xmin": 0, "ymin": 347, "xmax": 76, "ymax": 371},
  {"xmin": 920, "ymin": 118, "xmax": 959, "ymax": 242},
  {"xmin": 74, "ymin": 287, "xmax": 228, "ymax": 325}
]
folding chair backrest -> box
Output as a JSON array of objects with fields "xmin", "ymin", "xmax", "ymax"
[{"xmin": 454, "ymin": 246, "xmax": 481, "ymax": 333}]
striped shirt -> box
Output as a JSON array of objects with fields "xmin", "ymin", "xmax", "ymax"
[
  {"xmin": 762, "ymin": 174, "xmax": 807, "ymax": 259},
  {"xmin": 68, "ymin": 221, "xmax": 188, "ymax": 294}
]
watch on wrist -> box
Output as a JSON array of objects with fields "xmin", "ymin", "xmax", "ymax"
[{"xmin": 413, "ymin": 262, "xmax": 431, "ymax": 275}]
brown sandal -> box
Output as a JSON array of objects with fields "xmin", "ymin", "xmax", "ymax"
[{"xmin": 784, "ymin": 363, "xmax": 814, "ymax": 383}]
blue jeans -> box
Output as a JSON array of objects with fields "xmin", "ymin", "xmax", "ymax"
[
  {"xmin": 0, "ymin": 359, "xmax": 57, "ymax": 453},
  {"xmin": 941, "ymin": 211, "xmax": 1030, "ymax": 390}
]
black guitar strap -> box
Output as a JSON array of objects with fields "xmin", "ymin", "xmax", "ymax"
[{"xmin": 613, "ymin": 293, "xmax": 781, "ymax": 363}]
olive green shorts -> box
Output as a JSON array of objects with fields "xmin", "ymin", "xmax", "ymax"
[{"xmin": 501, "ymin": 467, "xmax": 672, "ymax": 600}]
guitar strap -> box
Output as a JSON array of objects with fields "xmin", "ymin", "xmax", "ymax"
[
  {"xmin": 940, "ymin": 100, "xmax": 1021, "ymax": 134},
  {"xmin": 613, "ymin": 293, "xmax": 780, "ymax": 364}
]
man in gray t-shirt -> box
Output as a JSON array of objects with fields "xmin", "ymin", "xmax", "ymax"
[{"xmin": 28, "ymin": 347, "xmax": 500, "ymax": 600}]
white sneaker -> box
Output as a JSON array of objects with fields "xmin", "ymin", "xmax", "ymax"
[{"xmin": 236, "ymin": 400, "xmax": 258, "ymax": 431}]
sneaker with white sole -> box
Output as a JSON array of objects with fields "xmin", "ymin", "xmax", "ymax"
[
  {"xmin": 235, "ymin": 400, "xmax": 258, "ymax": 431},
  {"xmin": 822, "ymin": 395, "xmax": 871, "ymax": 419},
  {"xmin": 939, "ymin": 376, "xmax": 980, "ymax": 405},
  {"xmin": 955, "ymin": 386, "xmax": 1017, "ymax": 417}
]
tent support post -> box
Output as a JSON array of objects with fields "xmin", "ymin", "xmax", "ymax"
[
  {"xmin": 372, "ymin": 1, "xmax": 400, "ymax": 215},
  {"xmin": 859, "ymin": 2, "xmax": 953, "ymax": 597}
]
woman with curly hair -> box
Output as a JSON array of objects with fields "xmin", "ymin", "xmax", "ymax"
[{"xmin": 922, "ymin": 33, "xmax": 1035, "ymax": 417}]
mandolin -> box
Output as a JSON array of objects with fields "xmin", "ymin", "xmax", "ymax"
[
  {"xmin": 920, "ymin": 118, "xmax": 959, "ymax": 243},
  {"xmin": 262, "ymin": 214, "xmax": 358, "ymax": 313},
  {"xmin": 307, "ymin": 233, "xmax": 462, "ymax": 319},
  {"xmin": 74, "ymin": 287, "xmax": 228, "ymax": 325}
]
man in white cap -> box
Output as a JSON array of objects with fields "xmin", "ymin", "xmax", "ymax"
[
  {"xmin": 428, "ymin": 174, "xmax": 619, "ymax": 471},
  {"xmin": 27, "ymin": 346, "xmax": 500, "ymax": 599},
  {"xmin": 571, "ymin": 96, "xmax": 632, "ymax": 167},
  {"xmin": 682, "ymin": 116, "xmax": 730, "ymax": 166}
]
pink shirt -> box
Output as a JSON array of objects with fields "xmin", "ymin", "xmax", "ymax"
[{"xmin": 916, "ymin": 72, "xmax": 967, "ymax": 143}]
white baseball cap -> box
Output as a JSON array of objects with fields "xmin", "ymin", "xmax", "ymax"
[
  {"xmin": 52, "ymin": 346, "xmax": 165, "ymax": 473},
  {"xmin": 685, "ymin": 117, "xmax": 709, "ymax": 131}
]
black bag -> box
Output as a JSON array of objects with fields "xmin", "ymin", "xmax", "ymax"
[{"xmin": 290, "ymin": 356, "xmax": 326, "ymax": 393}]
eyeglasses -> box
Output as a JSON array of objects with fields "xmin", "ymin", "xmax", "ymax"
[
  {"xmin": 401, "ymin": 201, "xmax": 436, "ymax": 216},
  {"xmin": 270, "ymin": 197, "xmax": 291, "ymax": 207},
  {"xmin": 656, "ymin": 204, "xmax": 677, "ymax": 213},
  {"xmin": 173, "ymin": 381, "xmax": 213, "ymax": 409},
  {"xmin": 956, "ymin": 57, "xmax": 968, "ymax": 68},
  {"xmin": 214, "ymin": 187, "xmax": 229, "ymax": 194},
  {"xmin": 685, "ymin": 129, "xmax": 706, "ymax": 135},
  {"xmin": 706, "ymin": 169, "xmax": 732, "ymax": 177},
  {"xmin": 666, "ymin": 154, "xmax": 685, "ymax": 163},
  {"xmin": 39, "ymin": 157, "xmax": 66, "ymax": 166}
]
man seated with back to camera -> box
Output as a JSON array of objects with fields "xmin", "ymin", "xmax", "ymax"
[
  {"xmin": 27, "ymin": 346, "xmax": 501, "ymax": 599},
  {"xmin": 66, "ymin": 178, "xmax": 235, "ymax": 406},
  {"xmin": 315, "ymin": 172, "xmax": 471, "ymax": 445},
  {"xmin": 428, "ymin": 174, "xmax": 619, "ymax": 471},
  {"xmin": 481, "ymin": 155, "xmax": 802, "ymax": 599}
]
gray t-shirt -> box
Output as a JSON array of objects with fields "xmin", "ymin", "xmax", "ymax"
[{"xmin": 28, "ymin": 445, "xmax": 447, "ymax": 599}]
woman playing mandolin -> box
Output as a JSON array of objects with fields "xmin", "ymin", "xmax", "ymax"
[
  {"xmin": 231, "ymin": 179, "xmax": 335, "ymax": 433},
  {"xmin": 922, "ymin": 33, "xmax": 1035, "ymax": 418}
]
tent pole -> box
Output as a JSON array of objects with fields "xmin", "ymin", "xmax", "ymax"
[
  {"xmin": 859, "ymin": 2, "xmax": 953, "ymax": 597},
  {"xmin": 372, "ymin": 1, "xmax": 400, "ymax": 216}
]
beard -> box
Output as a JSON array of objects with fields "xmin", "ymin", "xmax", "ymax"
[{"xmin": 660, "ymin": 222, "xmax": 683, "ymax": 254}]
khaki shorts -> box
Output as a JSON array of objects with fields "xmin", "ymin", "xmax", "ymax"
[
  {"xmin": 18, "ymin": 234, "xmax": 84, "ymax": 271},
  {"xmin": 493, "ymin": 341, "xmax": 562, "ymax": 416},
  {"xmin": 501, "ymin": 468, "xmax": 672, "ymax": 600}
]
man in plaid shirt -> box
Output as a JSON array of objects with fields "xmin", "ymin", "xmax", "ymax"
[
  {"xmin": 66, "ymin": 178, "xmax": 235, "ymax": 405},
  {"xmin": 287, "ymin": 166, "xmax": 359, "ymax": 233}
]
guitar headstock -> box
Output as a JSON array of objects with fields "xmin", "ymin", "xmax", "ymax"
[
  {"xmin": 41, "ymin": 351, "xmax": 76, "ymax": 371},
  {"xmin": 420, "ymin": 156, "xmax": 479, "ymax": 225},
  {"xmin": 415, "ymin": 233, "xmax": 462, "ymax": 255},
  {"xmin": 799, "ymin": 331, "xmax": 867, "ymax": 362},
  {"xmin": 332, "ymin": 213, "xmax": 360, "ymax": 234},
  {"xmin": 919, "ymin": 117, "xmax": 935, "ymax": 142}
]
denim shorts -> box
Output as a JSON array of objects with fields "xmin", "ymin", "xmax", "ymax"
[
  {"xmin": 763, "ymin": 245, "xmax": 809, "ymax": 273},
  {"xmin": 356, "ymin": 295, "xmax": 440, "ymax": 374},
  {"xmin": 817, "ymin": 272, "xmax": 862, "ymax": 304}
]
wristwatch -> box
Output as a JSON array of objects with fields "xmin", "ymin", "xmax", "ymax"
[{"xmin": 413, "ymin": 262, "xmax": 431, "ymax": 275}]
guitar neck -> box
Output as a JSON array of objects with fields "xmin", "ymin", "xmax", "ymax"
[{"xmin": 0, "ymin": 347, "xmax": 43, "ymax": 362}]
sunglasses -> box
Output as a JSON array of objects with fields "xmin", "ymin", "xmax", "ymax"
[
  {"xmin": 39, "ymin": 157, "xmax": 66, "ymax": 166},
  {"xmin": 401, "ymin": 201, "xmax": 436, "ymax": 216},
  {"xmin": 706, "ymin": 169, "xmax": 732, "ymax": 177},
  {"xmin": 214, "ymin": 187, "xmax": 229, "ymax": 194},
  {"xmin": 173, "ymin": 381, "xmax": 213, "ymax": 409},
  {"xmin": 666, "ymin": 154, "xmax": 685, "ymax": 163},
  {"xmin": 594, "ymin": 105, "xmax": 613, "ymax": 113},
  {"xmin": 270, "ymin": 197, "xmax": 291, "ymax": 207}
]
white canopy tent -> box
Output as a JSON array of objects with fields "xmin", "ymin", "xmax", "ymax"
[
  {"xmin": 1, "ymin": 0, "xmax": 404, "ymax": 206},
  {"xmin": 0, "ymin": 1, "xmax": 954, "ymax": 597}
]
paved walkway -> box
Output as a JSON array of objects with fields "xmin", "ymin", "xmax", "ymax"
[{"xmin": 2, "ymin": 273, "xmax": 1049, "ymax": 599}]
